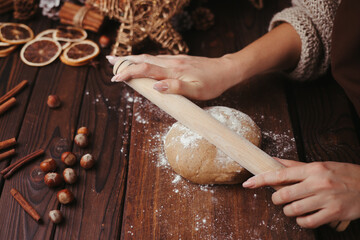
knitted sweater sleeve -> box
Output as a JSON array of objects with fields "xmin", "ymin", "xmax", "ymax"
[{"xmin": 269, "ymin": 0, "xmax": 340, "ymax": 80}]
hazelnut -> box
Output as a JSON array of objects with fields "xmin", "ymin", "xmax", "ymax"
[
  {"xmin": 74, "ymin": 134, "xmax": 89, "ymax": 148},
  {"xmin": 40, "ymin": 158, "xmax": 57, "ymax": 172},
  {"xmin": 61, "ymin": 152, "xmax": 77, "ymax": 166},
  {"xmin": 57, "ymin": 189, "xmax": 74, "ymax": 204},
  {"xmin": 63, "ymin": 168, "xmax": 77, "ymax": 184},
  {"xmin": 77, "ymin": 126, "xmax": 89, "ymax": 136},
  {"xmin": 44, "ymin": 172, "xmax": 63, "ymax": 187},
  {"xmin": 80, "ymin": 153, "xmax": 95, "ymax": 169},
  {"xmin": 47, "ymin": 95, "xmax": 61, "ymax": 108},
  {"xmin": 99, "ymin": 35, "xmax": 110, "ymax": 48},
  {"xmin": 49, "ymin": 210, "xmax": 63, "ymax": 224}
]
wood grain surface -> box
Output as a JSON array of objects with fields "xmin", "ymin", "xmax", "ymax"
[{"xmin": 0, "ymin": 0, "xmax": 359, "ymax": 239}]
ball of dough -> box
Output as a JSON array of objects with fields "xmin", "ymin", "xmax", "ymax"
[{"xmin": 164, "ymin": 106, "xmax": 261, "ymax": 184}]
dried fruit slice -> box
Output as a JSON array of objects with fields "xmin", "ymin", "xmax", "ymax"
[
  {"xmin": 0, "ymin": 41, "xmax": 10, "ymax": 47},
  {"xmin": 0, "ymin": 45, "xmax": 17, "ymax": 57},
  {"xmin": 0, "ymin": 23, "xmax": 34, "ymax": 44},
  {"xmin": 20, "ymin": 37, "xmax": 61, "ymax": 67},
  {"xmin": 54, "ymin": 26, "xmax": 87, "ymax": 42},
  {"xmin": 36, "ymin": 29, "xmax": 56, "ymax": 39},
  {"xmin": 36, "ymin": 29, "xmax": 70, "ymax": 49},
  {"xmin": 59, "ymin": 41, "xmax": 71, "ymax": 50},
  {"xmin": 60, "ymin": 40, "xmax": 99, "ymax": 66}
]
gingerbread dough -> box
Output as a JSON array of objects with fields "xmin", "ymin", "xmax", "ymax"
[{"xmin": 164, "ymin": 106, "xmax": 262, "ymax": 184}]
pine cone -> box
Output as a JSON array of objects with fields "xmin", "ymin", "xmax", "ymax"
[
  {"xmin": 191, "ymin": 7, "xmax": 214, "ymax": 31},
  {"xmin": 171, "ymin": 11, "xmax": 193, "ymax": 32}
]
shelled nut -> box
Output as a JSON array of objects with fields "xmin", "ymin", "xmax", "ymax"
[
  {"xmin": 61, "ymin": 152, "xmax": 77, "ymax": 166},
  {"xmin": 49, "ymin": 210, "xmax": 63, "ymax": 224},
  {"xmin": 57, "ymin": 189, "xmax": 74, "ymax": 204},
  {"xmin": 80, "ymin": 153, "xmax": 95, "ymax": 169},
  {"xmin": 44, "ymin": 172, "xmax": 63, "ymax": 187},
  {"xmin": 74, "ymin": 134, "xmax": 88, "ymax": 148},
  {"xmin": 40, "ymin": 158, "xmax": 57, "ymax": 172},
  {"xmin": 47, "ymin": 95, "xmax": 61, "ymax": 108},
  {"xmin": 63, "ymin": 168, "xmax": 77, "ymax": 184}
]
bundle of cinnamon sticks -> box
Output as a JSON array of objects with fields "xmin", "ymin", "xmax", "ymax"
[{"xmin": 59, "ymin": 2, "xmax": 104, "ymax": 32}]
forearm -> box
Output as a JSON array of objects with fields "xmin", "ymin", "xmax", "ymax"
[{"xmin": 223, "ymin": 23, "xmax": 301, "ymax": 86}]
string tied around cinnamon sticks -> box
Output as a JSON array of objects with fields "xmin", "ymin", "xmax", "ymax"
[{"xmin": 73, "ymin": 6, "xmax": 91, "ymax": 28}]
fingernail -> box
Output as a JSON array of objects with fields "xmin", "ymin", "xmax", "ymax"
[
  {"xmin": 106, "ymin": 55, "xmax": 117, "ymax": 64},
  {"xmin": 153, "ymin": 82, "xmax": 169, "ymax": 92},
  {"xmin": 242, "ymin": 178, "xmax": 255, "ymax": 188},
  {"xmin": 111, "ymin": 75, "xmax": 122, "ymax": 82}
]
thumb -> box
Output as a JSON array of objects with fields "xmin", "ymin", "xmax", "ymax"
[{"xmin": 153, "ymin": 80, "xmax": 200, "ymax": 99}]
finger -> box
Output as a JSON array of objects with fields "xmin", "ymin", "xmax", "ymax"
[
  {"xmin": 282, "ymin": 195, "xmax": 321, "ymax": 217},
  {"xmin": 296, "ymin": 209, "xmax": 334, "ymax": 229},
  {"xmin": 242, "ymin": 166, "xmax": 306, "ymax": 188},
  {"xmin": 106, "ymin": 55, "xmax": 121, "ymax": 65},
  {"xmin": 122, "ymin": 54, "xmax": 181, "ymax": 68},
  {"xmin": 155, "ymin": 54, "xmax": 188, "ymax": 59},
  {"xmin": 111, "ymin": 62, "xmax": 174, "ymax": 82},
  {"xmin": 272, "ymin": 181, "xmax": 314, "ymax": 205},
  {"xmin": 153, "ymin": 79, "xmax": 200, "ymax": 98},
  {"xmin": 274, "ymin": 158, "xmax": 306, "ymax": 167}
]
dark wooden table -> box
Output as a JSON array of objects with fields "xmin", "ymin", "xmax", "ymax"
[{"xmin": 1, "ymin": 1, "xmax": 360, "ymax": 239}]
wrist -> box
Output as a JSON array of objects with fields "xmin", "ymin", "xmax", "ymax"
[{"xmin": 221, "ymin": 50, "xmax": 255, "ymax": 86}]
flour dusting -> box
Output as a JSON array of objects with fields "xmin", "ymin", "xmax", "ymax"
[{"xmin": 126, "ymin": 99, "xmax": 304, "ymax": 239}]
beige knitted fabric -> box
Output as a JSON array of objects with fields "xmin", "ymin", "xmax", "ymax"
[{"xmin": 269, "ymin": 0, "xmax": 340, "ymax": 80}]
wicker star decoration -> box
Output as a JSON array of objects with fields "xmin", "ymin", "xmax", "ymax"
[{"xmin": 86, "ymin": 0, "xmax": 190, "ymax": 56}]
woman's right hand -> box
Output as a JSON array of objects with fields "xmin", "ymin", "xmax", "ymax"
[{"xmin": 107, "ymin": 54, "xmax": 244, "ymax": 100}]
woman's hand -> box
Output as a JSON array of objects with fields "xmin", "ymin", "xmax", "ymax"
[
  {"xmin": 243, "ymin": 159, "xmax": 360, "ymax": 228},
  {"xmin": 107, "ymin": 54, "xmax": 244, "ymax": 100}
]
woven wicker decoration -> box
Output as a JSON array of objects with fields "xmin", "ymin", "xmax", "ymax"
[{"xmin": 86, "ymin": 0, "xmax": 190, "ymax": 56}]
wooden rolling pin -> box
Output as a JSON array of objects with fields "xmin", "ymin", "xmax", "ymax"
[{"xmin": 113, "ymin": 59, "xmax": 350, "ymax": 232}]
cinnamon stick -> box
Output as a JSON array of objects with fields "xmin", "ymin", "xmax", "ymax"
[
  {"xmin": 10, "ymin": 188, "xmax": 41, "ymax": 222},
  {"xmin": 1, "ymin": 149, "xmax": 44, "ymax": 179},
  {"xmin": 0, "ymin": 97, "xmax": 17, "ymax": 116},
  {"xmin": 0, "ymin": 80, "xmax": 28, "ymax": 105},
  {"xmin": 0, "ymin": 137, "xmax": 17, "ymax": 151},
  {"xmin": 0, "ymin": 149, "xmax": 16, "ymax": 162}
]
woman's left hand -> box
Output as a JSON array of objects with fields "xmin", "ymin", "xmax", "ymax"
[
  {"xmin": 242, "ymin": 158, "xmax": 360, "ymax": 228},
  {"xmin": 107, "ymin": 54, "xmax": 245, "ymax": 100}
]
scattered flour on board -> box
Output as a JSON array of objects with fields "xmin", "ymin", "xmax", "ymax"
[
  {"xmin": 125, "ymin": 100, "xmax": 304, "ymax": 239},
  {"xmin": 85, "ymin": 90, "xmax": 302, "ymax": 238}
]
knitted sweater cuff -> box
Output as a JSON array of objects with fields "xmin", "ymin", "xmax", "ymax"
[{"xmin": 269, "ymin": 7, "xmax": 321, "ymax": 81}]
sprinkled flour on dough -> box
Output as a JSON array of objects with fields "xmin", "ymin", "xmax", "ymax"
[{"xmin": 165, "ymin": 106, "xmax": 262, "ymax": 174}]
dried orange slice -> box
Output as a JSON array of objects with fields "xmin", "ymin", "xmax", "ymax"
[
  {"xmin": 20, "ymin": 37, "xmax": 61, "ymax": 66},
  {"xmin": 53, "ymin": 26, "xmax": 87, "ymax": 42},
  {"xmin": 36, "ymin": 29, "xmax": 56, "ymax": 39},
  {"xmin": 0, "ymin": 45, "xmax": 17, "ymax": 57},
  {"xmin": 36, "ymin": 29, "xmax": 70, "ymax": 49},
  {"xmin": 60, "ymin": 40, "xmax": 99, "ymax": 66},
  {"xmin": 0, "ymin": 23, "xmax": 34, "ymax": 44},
  {"xmin": 0, "ymin": 41, "xmax": 10, "ymax": 47}
]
